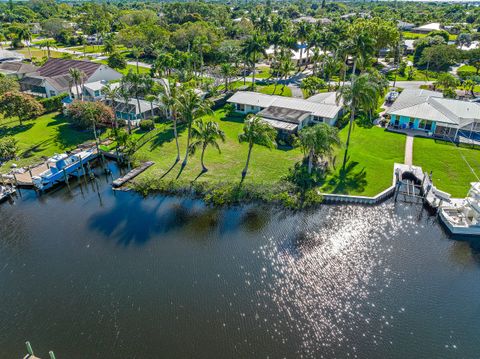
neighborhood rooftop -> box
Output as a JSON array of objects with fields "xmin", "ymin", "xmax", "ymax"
[
  {"xmin": 387, "ymin": 89, "xmax": 480, "ymax": 127},
  {"xmin": 37, "ymin": 58, "xmax": 102, "ymax": 78},
  {"xmin": 227, "ymin": 91, "xmax": 342, "ymax": 119}
]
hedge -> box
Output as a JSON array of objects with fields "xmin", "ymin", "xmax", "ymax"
[{"xmin": 39, "ymin": 93, "xmax": 68, "ymax": 113}]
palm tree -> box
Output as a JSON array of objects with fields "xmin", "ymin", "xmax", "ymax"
[
  {"xmin": 175, "ymin": 89, "xmax": 213, "ymax": 168},
  {"xmin": 240, "ymin": 33, "xmax": 267, "ymax": 90},
  {"xmin": 238, "ymin": 115, "xmax": 277, "ymax": 180},
  {"xmin": 69, "ymin": 68, "xmax": 85, "ymax": 101},
  {"xmin": 336, "ymin": 73, "xmax": 382, "ymax": 169},
  {"xmin": 102, "ymin": 83, "xmax": 119, "ymax": 128},
  {"xmin": 118, "ymin": 85, "xmax": 132, "ymax": 134},
  {"xmin": 158, "ymin": 79, "xmax": 181, "ymax": 163},
  {"xmin": 40, "ymin": 39, "xmax": 56, "ymax": 58},
  {"xmin": 123, "ymin": 70, "xmax": 152, "ymax": 122},
  {"xmin": 277, "ymin": 56, "xmax": 295, "ymax": 94},
  {"xmin": 346, "ymin": 31, "xmax": 376, "ymax": 78},
  {"xmin": 17, "ymin": 26, "xmax": 32, "ymax": 59},
  {"xmin": 299, "ymin": 123, "xmax": 341, "ymax": 174},
  {"xmin": 189, "ymin": 120, "xmax": 226, "ymax": 173},
  {"xmin": 145, "ymin": 94, "xmax": 157, "ymax": 118},
  {"xmin": 295, "ymin": 21, "xmax": 311, "ymax": 70},
  {"xmin": 131, "ymin": 47, "xmax": 141, "ymax": 74},
  {"xmin": 219, "ymin": 63, "xmax": 235, "ymax": 92}
]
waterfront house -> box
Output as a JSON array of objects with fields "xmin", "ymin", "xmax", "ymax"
[
  {"xmin": 19, "ymin": 58, "xmax": 121, "ymax": 98},
  {"xmin": 227, "ymin": 91, "xmax": 343, "ymax": 135},
  {"xmin": 386, "ymin": 89, "xmax": 480, "ymax": 140},
  {"xmin": 105, "ymin": 98, "xmax": 161, "ymax": 125}
]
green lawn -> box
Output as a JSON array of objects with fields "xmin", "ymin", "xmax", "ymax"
[
  {"xmin": 0, "ymin": 112, "xmax": 94, "ymax": 171},
  {"xmin": 402, "ymin": 31, "xmax": 457, "ymax": 41},
  {"xmin": 319, "ymin": 125, "xmax": 406, "ymax": 196},
  {"xmin": 95, "ymin": 59, "xmax": 150, "ymax": 75},
  {"xmin": 413, "ymin": 137, "xmax": 480, "ymax": 197},
  {"xmin": 14, "ymin": 48, "xmax": 65, "ymax": 59},
  {"xmin": 134, "ymin": 112, "xmax": 404, "ymax": 196},
  {"xmin": 257, "ymin": 83, "xmax": 292, "ymax": 97},
  {"xmin": 133, "ymin": 108, "xmax": 303, "ymax": 185}
]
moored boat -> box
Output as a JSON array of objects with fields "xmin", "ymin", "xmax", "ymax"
[
  {"xmin": 438, "ymin": 182, "xmax": 480, "ymax": 236},
  {"xmin": 0, "ymin": 185, "xmax": 16, "ymax": 203},
  {"xmin": 31, "ymin": 150, "xmax": 97, "ymax": 190}
]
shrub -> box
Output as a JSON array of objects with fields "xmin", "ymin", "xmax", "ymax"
[
  {"xmin": 39, "ymin": 93, "xmax": 67, "ymax": 113},
  {"xmin": 66, "ymin": 101, "xmax": 114, "ymax": 129},
  {"xmin": 0, "ymin": 136, "xmax": 18, "ymax": 161},
  {"xmin": 0, "ymin": 92, "xmax": 44, "ymax": 125},
  {"xmin": 139, "ymin": 119, "xmax": 155, "ymax": 131}
]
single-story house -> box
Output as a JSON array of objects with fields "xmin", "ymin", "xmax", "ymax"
[
  {"xmin": 106, "ymin": 98, "xmax": 161, "ymax": 125},
  {"xmin": 227, "ymin": 91, "xmax": 343, "ymax": 134},
  {"xmin": 386, "ymin": 89, "xmax": 480, "ymax": 141},
  {"xmin": 412, "ymin": 22, "xmax": 442, "ymax": 34},
  {"xmin": 0, "ymin": 62, "xmax": 37, "ymax": 79},
  {"xmin": 293, "ymin": 16, "xmax": 320, "ymax": 24},
  {"xmin": 19, "ymin": 58, "xmax": 122, "ymax": 98},
  {"xmin": 403, "ymin": 40, "xmax": 415, "ymax": 55}
]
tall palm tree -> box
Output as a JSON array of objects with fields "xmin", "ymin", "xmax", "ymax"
[
  {"xmin": 219, "ymin": 63, "xmax": 235, "ymax": 92},
  {"xmin": 131, "ymin": 47, "xmax": 142, "ymax": 74},
  {"xmin": 346, "ymin": 31, "xmax": 376, "ymax": 78},
  {"xmin": 277, "ymin": 56, "xmax": 295, "ymax": 94},
  {"xmin": 123, "ymin": 70, "xmax": 152, "ymax": 122},
  {"xmin": 17, "ymin": 26, "xmax": 32, "ymax": 59},
  {"xmin": 145, "ymin": 94, "xmax": 157, "ymax": 118},
  {"xmin": 240, "ymin": 33, "xmax": 267, "ymax": 90},
  {"xmin": 336, "ymin": 73, "xmax": 382, "ymax": 169},
  {"xmin": 295, "ymin": 21, "xmax": 311, "ymax": 70},
  {"xmin": 118, "ymin": 85, "xmax": 132, "ymax": 134},
  {"xmin": 102, "ymin": 83, "xmax": 119, "ymax": 128},
  {"xmin": 238, "ymin": 115, "xmax": 277, "ymax": 180},
  {"xmin": 299, "ymin": 123, "xmax": 341, "ymax": 174},
  {"xmin": 69, "ymin": 68, "xmax": 85, "ymax": 101},
  {"xmin": 175, "ymin": 89, "xmax": 213, "ymax": 168},
  {"xmin": 158, "ymin": 79, "xmax": 181, "ymax": 163},
  {"xmin": 189, "ymin": 119, "xmax": 226, "ymax": 173},
  {"xmin": 40, "ymin": 39, "xmax": 56, "ymax": 58}
]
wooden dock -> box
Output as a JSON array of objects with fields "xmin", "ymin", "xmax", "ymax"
[{"xmin": 112, "ymin": 161, "xmax": 154, "ymax": 188}]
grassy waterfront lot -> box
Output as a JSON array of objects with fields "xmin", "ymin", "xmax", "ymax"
[
  {"xmin": 0, "ymin": 112, "xmax": 94, "ymax": 171},
  {"xmin": 320, "ymin": 125, "xmax": 405, "ymax": 196},
  {"xmin": 413, "ymin": 138, "xmax": 480, "ymax": 197}
]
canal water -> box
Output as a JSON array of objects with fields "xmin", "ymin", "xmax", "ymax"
[{"xmin": 0, "ymin": 164, "xmax": 479, "ymax": 359}]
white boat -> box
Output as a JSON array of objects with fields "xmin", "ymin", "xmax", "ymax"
[
  {"xmin": 438, "ymin": 182, "xmax": 480, "ymax": 236},
  {"xmin": 0, "ymin": 185, "xmax": 16, "ymax": 202},
  {"xmin": 32, "ymin": 150, "xmax": 96, "ymax": 190}
]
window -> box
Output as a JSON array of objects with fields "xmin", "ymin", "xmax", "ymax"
[
  {"xmin": 49, "ymin": 90, "xmax": 56, "ymax": 97},
  {"xmin": 94, "ymin": 90, "xmax": 100, "ymax": 97},
  {"xmin": 418, "ymin": 120, "xmax": 433, "ymax": 131},
  {"xmin": 237, "ymin": 103, "xmax": 245, "ymax": 112}
]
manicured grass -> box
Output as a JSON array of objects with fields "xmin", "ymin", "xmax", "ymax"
[
  {"xmin": 320, "ymin": 125, "xmax": 406, "ymax": 196},
  {"xmin": 14, "ymin": 48, "xmax": 65, "ymax": 59},
  {"xmin": 251, "ymin": 65, "xmax": 272, "ymax": 80},
  {"xmin": 134, "ymin": 108, "xmax": 303, "ymax": 185},
  {"xmin": 387, "ymin": 69, "xmax": 432, "ymax": 82},
  {"xmin": 413, "ymin": 137, "xmax": 480, "ymax": 197},
  {"xmin": 402, "ymin": 31, "xmax": 457, "ymax": 41},
  {"xmin": 95, "ymin": 59, "xmax": 150, "ymax": 75},
  {"xmin": 257, "ymin": 83, "xmax": 292, "ymax": 97},
  {"xmin": 0, "ymin": 112, "xmax": 94, "ymax": 171},
  {"xmin": 135, "ymin": 112, "xmax": 404, "ymax": 196}
]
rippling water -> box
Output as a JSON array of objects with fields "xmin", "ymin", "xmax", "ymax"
[{"xmin": 0, "ymin": 165, "xmax": 479, "ymax": 358}]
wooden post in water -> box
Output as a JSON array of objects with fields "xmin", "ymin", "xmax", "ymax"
[
  {"xmin": 62, "ymin": 168, "xmax": 70, "ymax": 191},
  {"xmin": 49, "ymin": 351, "xmax": 56, "ymax": 359},
  {"xmin": 25, "ymin": 341, "xmax": 34, "ymax": 356}
]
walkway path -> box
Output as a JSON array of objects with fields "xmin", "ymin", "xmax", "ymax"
[{"xmin": 404, "ymin": 135, "xmax": 414, "ymax": 166}]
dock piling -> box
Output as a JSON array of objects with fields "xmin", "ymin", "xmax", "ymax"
[
  {"xmin": 25, "ymin": 341, "xmax": 34, "ymax": 355},
  {"xmin": 49, "ymin": 351, "xmax": 56, "ymax": 359}
]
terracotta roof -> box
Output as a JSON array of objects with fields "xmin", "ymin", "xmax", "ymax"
[{"xmin": 38, "ymin": 58, "xmax": 101, "ymax": 78}]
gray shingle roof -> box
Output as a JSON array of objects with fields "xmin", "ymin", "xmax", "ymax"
[{"xmin": 386, "ymin": 89, "xmax": 480, "ymax": 126}]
